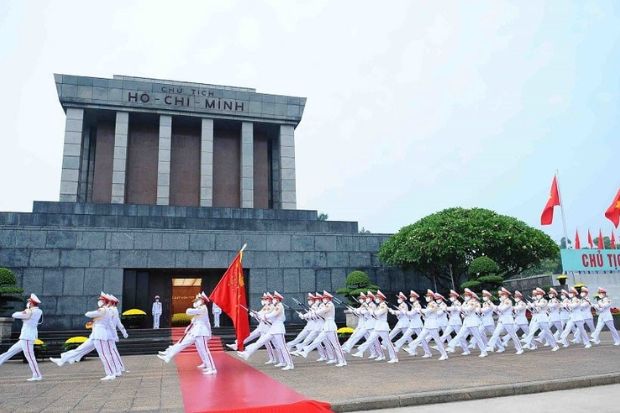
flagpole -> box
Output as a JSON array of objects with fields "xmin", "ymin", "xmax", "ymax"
[{"xmin": 555, "ymin": 170, "xmax": 569, "ymax": 249}]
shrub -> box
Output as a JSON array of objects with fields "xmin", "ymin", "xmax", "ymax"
[
  {"xmin": 462, "ymin": 257, "xmax": 504, "ymax": 293},
  {"xmin": 0, "ymin": 268, "xmax": 23, "ymax": 314},
  {"xmin": 336, "ymin": 270, "xmax": 380, "ymax": 306},
  {"xmin": 121, "ymin": 308, "xmax": 147, "ymax": 329},
  {"xmin": 172, "ymin": 313, "xmax": 192, "ymax": 327},
  {"xmin": 468, "ymin": 257, "xmax": 499, "ymax": 277}
]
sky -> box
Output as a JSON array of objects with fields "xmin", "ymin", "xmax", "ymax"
[{"xmin": 0, "ymin": 0, "xmax": 619, "ymax": 243}]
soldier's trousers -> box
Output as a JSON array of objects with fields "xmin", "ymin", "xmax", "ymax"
[
  {"xmin": 501, "ymin": 323, "xmax": 529, "ymax": 345},
  {"xmin": 584, "ymin": 318, "xmax": 596, "ymax": 332},
  {"xmin": 0, "ymin": 339, "xmax": 42, "ymax": 378},
  {"xmin": 394, "ymin": 327, "xmax": 422, "ymax": 350},
  {"xmin": 409, "ymin": 328, "xmax": 446, "ymax": 357},
  {"xmin": 93, "ymin": 339, "xmax": 115, "ymax": 377},
  {"xmin": 342, "ymin": 328, "xmax": 380, "ymax": 357},
  {"xmin": 487, "ymin": 322, "xmax": 522, "ymax": 352},
  {"xmin": 104, "ymin": 340, "xmax": 123, "ymax": 374},
  {"xmin": 524, "ymin": 321, "xmax": 557, "ymax": 348},
  {"xmin": 560, "ymin": 319, "xmax": 589, "ymax": 347},
  {"xmin": 591, "ymin": 319, "xmax": 620, "ymax": 344},
  {"xmin": 389, "ymin": 321, "xmax": 409, "ymax": 340},
  {"xmin": 58, "ymin": 339, "xmax": 94, "ymax": 364},
  {"xmin": 438, "ymin": 324, "xmax": 461, "ymax": 343},
  {"xmin": 358, "ymin": 330, "xmax": 397, "ymax": 361},
  {"xmin": 304, "ymin": 330, "xmax": 346, "ymax": 364},
  {"xmin": 298, "ymin": 330, "xmax": 329, "ymax": 359},
  {"xmin": 195, "ymin": 335, "xmax": 216, "ymax": 371},
  {"xmin": 449, "ymin": 326, "xmax": 487, "ymax": 354},
  {"xmin": 287, "ymin": 324, "xmax": 311, "ymax": 348}
]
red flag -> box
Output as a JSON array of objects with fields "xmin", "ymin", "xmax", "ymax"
[
  {"xmin": 587, "ymin": 229, "xmax": 593, "ymax": 248},
  {"xmin": 541, "ymin": 176, "xmax": 561, "ymax": 225},
  {"xmin": 574, "ymin": 230, "xmax": 581, "ymax": 249},
  {"xmin": 605, "ymin": 189, "xmax": 620, "ymax": 228},
  {"xmin": 611, "ymin": 232, "xmax": 616, "ymax": 249},
  {"xmin": 597, "ymin": 229, "xmax": 604, "ymax": 249},
  {"xmin": 209, "ymin": 250, "xmax": 250, "ymax": 351}
]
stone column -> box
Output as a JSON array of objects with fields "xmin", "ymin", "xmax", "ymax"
[
  {"xmin": 59, "ymin": 108, "xmax": 84, "ymax": 202},
  {"xmin": 157, "ymin": 115, "xmax": 172, "ymax": 205},
  {"xmin": 279, "ymin": 124, "xmax": 297, "ymax": 209},
  {"xmin": 240, "ymin": 121, "xmax": 254, "ymax": 208},
  {"xmin": 200, "ymin": 119, "xmax": 214, "ymax": 207},
  {"xmin": 111, "ymin": 112, "xmax": 129, "ymax": 204}
]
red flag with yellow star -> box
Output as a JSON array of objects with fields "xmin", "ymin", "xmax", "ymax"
[
  {"xmin": 605, "ymin": 189, "xmax": 620, "ymax": 228},
  {"xmin": 541, "ymin": 176, "xmax": 561, "ymax": 225},
  {"xmin": 209, "ymin": 248, "xmax": 250, "ymax": 350}
]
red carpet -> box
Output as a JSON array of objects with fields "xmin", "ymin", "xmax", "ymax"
[{"xmin": 170, "ymin": 328, "xmax": 333, "ymax": 413}]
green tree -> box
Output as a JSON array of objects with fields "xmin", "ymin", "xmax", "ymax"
[
  {"xmin": 593, "ymin": 236, "xmax": 611, "ymax": 249},
  {"xmin": 336, "ymin": 270, "xmax": 379, "ymax": 306},
  {"xmin": 0, "ymin": 268, "xmax": 23, "ymax": 314},
  {"xmin": 317, "ymin": 212, "xmax": 329, "ymax": 221},
  {"xmin": 378, "ymin": 207, "xmax": 559, "ymax": 291},
  {"xmin": 560, "ymin": 237, "xmax": 572, "ymax": 249},
  {"xmin": 461, "ymin": 256, "xmax": 504, "ymax": 292}
]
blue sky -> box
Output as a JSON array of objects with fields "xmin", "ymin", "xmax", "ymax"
[{"xmin": 0, "ymin": 1, "xmax": 618, "ymax": 243}]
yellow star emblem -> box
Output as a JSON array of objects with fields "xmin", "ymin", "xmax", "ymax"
[{"xmin": 616, "ymin": 200, "xmax": 620, "ymax": 210}]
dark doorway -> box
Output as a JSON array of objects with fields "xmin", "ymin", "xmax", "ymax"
[{"xmin": 122, "ymin": 268, "xmax": 248, "ymax": 328}]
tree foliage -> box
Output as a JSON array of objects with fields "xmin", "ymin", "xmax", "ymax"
[
  {"xmin": 468, "ymin": 256, "xmax": 499, "ymax": 277},
  {"xmin": 378, "ymin": 208, "xmax": 559, "ymax": 291}
]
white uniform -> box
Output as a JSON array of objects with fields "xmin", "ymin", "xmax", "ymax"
[
  {"xmin": 591, "ymin": 296, "xmax": 620, "ymax": 345},
  {"xmin": 299, "ymin": 301, "xmax": 347, "ymax": 366},
  {"xmin": 394, "ymin": 301, "xmax": 425, "ymax": 352},
  {"xmin": 287, "ymin": 306, "xmax": 314, "ymax": 349},
  {"xmin": 106, "ymin": 305, "xmax": 128, "ymax": 375},
  {"xmin": 547, "ymin": 297, "xmax": 563, "ymax": 339},
  {"xmin": 295, "ymin": 302, "xmax": 331, "ymax": 361},
  {"xmin": 408, "ymin": 301, "xmax": 447, "ymax": 359},
  {"xmin": 242, "ymin": 302, "xmax": 294, "ymax": 369},
  {"xmin": 152, "ymin": 300, "xmax": 162, "ymax": 329},
  {"xmin": 355, "ymin": 301, "xmax": 398, "ymax": 362},
  {"xmin": 341, "ymin": 302, "xmax": 378, "ymax": 358},
  {"xmin": 581, "ymin": 297, "xmax": 596, "ymax": 332},
  {"xmin": 164, "ymin": 304, "xmax": 216, "ymax": 372},
  {"xmin": 479, "ymin": 301, "xmax": 496, "ymax": 336},
  {"xmin": 523, "ymin": 297, "xmax": 558, "ymax": 350},
  {"xmin": 447, "ymin": 299, "xmax": 487, "ymax": 356},
  {"xmin": 212, "ymin": 303, "xmax": 222, "ymax": 328},
  {"xmin": 486, "ymin": 298, "xmax": 523, "ymax": 354},
  {"xmin": 560, "ymin": 297, "xmax": 591, "ymax": 348},
  {"xmin": 439, "ymin": 301, "xmax": 462, "ymax": 343},
  {"xmin": 0, "ymin": 307, "xmax": 43, "ymax": 379},
  {"xmin": 85, "ymin": 307, "xmax": 117, "ymax": 378},
  {"xmin": 388, "ymin": 302, "xmax": 410, "ymax": 340}
]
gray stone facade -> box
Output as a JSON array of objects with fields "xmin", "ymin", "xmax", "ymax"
[{"xmin": 0, "ymin": 202, "xmax": 426, "ymax": 330}]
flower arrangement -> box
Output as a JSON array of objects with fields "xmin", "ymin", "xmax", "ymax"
[
  {"xmin": 63, "ymin": 336, "xmax": 89, "ymax": 351},
  {"xmin": 556, "ymin": 274, "xmax": 568, "ymax": 285},
  {"xmin": 121, "ymin": 308, "xmax": 147, "ymax": 329},
  {"xmin": 337, "ymin": 326, "xmax": 354, "ymax": 343}
]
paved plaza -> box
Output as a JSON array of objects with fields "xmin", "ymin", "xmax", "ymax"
[{"xmin": 0, "ymin": 334, "xmax": 619, "ymax": 412}]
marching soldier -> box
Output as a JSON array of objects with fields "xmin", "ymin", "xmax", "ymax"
[
  {"xmin": 238, "ymin": 291, "xmax": 294, "ymax": 370},
  {"xmin": 388, "ymin": 292, "xmax": 410, "ymax": 340},
  {"xmin": 559, "ymin": 287, "xmax": 591, "ymax": 348},
  {"xmin": 522, "ymin": 288, "xmax": 559, "ymax": 352},
  {"xmin": 0, "ymin": 293, "xmax": 43, "ymax": 381},
  {"xmin": 85, "ymin": 292, "xmax": 116, "ymax": 381},
  {"xmin": 158, "ymin": 292, "xmax": 217, "ymax": 375},
  {"xmin": 106, "ymin": 294, "xmax": 129, "ymax": 376},
  {"xmin": 447, "ymin": 289, "xmax": 488, "ymax": 357},
  {"xmin": 485, "ymin": 288, "xmax": 523, "ymax": 355},
  {"xmin": 394, "ymin": 291, "xmax": 425, "ymax": 353},
  {"xmin": 352, "ymin": 290, "xmax": 398, "ymax": 363},
  {"xmin": 297, "ymin": 291, "xmax": 347, "ymax": 367},
  {"xmin": 590, "ymin": 287, "xmax": 620, "ymax": 345},
  {"xmin": 287, "ymin": 293, "xmax": 316, "ymax": 349},
  {"xmin": 479, "ymin": 290, "xmax": 496, "ymax": 338},
  {"xmin": 342, "ymin": 292, "xmax": 369, "ymax": 353},
  {"xmin": 406, "ymin": 291, "xmax": 448, "ymax": 360},
  {"xmin": 501, "ymin": 290, "xmax": 529, "ymax": 346},
  {"xmin": 439, "ymin": 290, "xmax": 463, "ymax": 344},
  {"xmin": 580, "ymin": 287, "xmax": 596, "ymax": 333},
  {"xmin": 547, "ymin": 288, "xmax": 563, "ymax": 340}
]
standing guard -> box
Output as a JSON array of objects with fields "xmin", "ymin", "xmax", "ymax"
[
  {"xmin": 590, "ymin": 287, "xmax": 620, "ymax": 345},
  {"xmin": 152, "ymin": 295, "xmax": 162, "ymax": 329}
]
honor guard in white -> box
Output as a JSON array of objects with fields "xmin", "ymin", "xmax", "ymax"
[
  {"xmin": 559, "ymin": 290, "xmax": 571, "ymax": 330},
  {"xmin": 158, "ymin": 292, "xmax": 217, "ymax": 375},
  {"xmin": 590, "ymin": 287, "xmax": 620, "ymax": 345},
  {"xmin": 0, "ymin": 293, "xmax": 43, "ymax": 381},
  {"xmin": 152, "ymin": 295, "xmax": 162, "ymax": 329},
  {"xmin": 238, "ymin": 291, "xmax": 294, "ymax": 370},
  {"xmin": 522, "ymin": 288, "xmax": 559, "ymax": 351},
  {"xmin": 559, "ymin": 287, "xmax": 591, "ymax": 348},
  {"xmin": 106, "ymin": 294, "xmax": 129, "ymax": 376},
  {"xmin": 212, "ymin": 302, "xmax": 222, "ymax": 328},
  {"xmin": 343, "ymin": 291, "xmax": 382, "ymax": 358},
  {"xmin": 439, "ymin": 290, "xmax": 462, "ymax": 343},
  {"xmin": 501, "ymin": 290, "xmax": 530, "ymax": 346},
  {"xmin": 85, "ymin": 292, "xmax": 117, "ymax": 380},
  {"xmin": 352, "ymin": 290, "xmax": 398, "ymax": 363},
  {"xmin": 226, "ymin": 293, "xmax": 277, "ymax": 364},
  {"xmin": 580, "ymin": 287, "xmax": 596, "ymax": 333},
  {"xmin": 341, "ymin": 292, "xmax": 369, "ymax": 353},
  {"xmin": 297, "ymin": 291, "xmax": 347, "ymax": 367},
  {"xmin": 447, "ymin": 289, "xmax": 488, "ymax": 357},
  {"xmin": 547, "ymin": 288, "xmax": 564, "ymax": 340},
  {"xmin": 479, "ymin": 290, "xmax": 496, "ymax": 338},
  {"xmin": 388, "ymin": 292, "xmax": 410, "ymax": 340},
  {"xmin": 393, "ymin": 291, "xmax": 425, "ymax": 352},
  {"xmin": 405, "ymin": 291, "xmax": 447, "ymax": 360},
  {"xmin": 287, "ymin": 293, "xmax": 316, "ymax": 349},
  {"xmin": 292, "ymin": 293, "xmax": 331, "ymax": 361},
  {"xmin": 485, "ymin": 287, "xmax": 523, "ymax": 355}
]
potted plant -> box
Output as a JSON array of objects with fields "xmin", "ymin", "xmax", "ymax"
[
  {"xmin": 171, "ymin": 313, "xmax": 192, "ymax": 327},
  {"xmin": 0, "ymin": 268, "xmax": 24, "ymax": 341},
  {"xmin": 121, "ymin": 308, "xmax": 147, "ymax": 329},
  {"xmin": 63, "ymin": 336, "xmax": 92, "ymax": 360},
  {"xmin": 556, "ymin": 274, "xmax": 568, "ymax": 286},
  {"xmin": 337, "ymin": 327, "xmax": 354, "ymax": 344},
  {"xmin": 336, "ymin": 270, "xmax": 380, "ymax": 328}
]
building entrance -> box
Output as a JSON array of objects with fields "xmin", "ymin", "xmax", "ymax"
[{"xmin": 171, "ymin": 277, "xmax": 202, "ymax": 319}]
